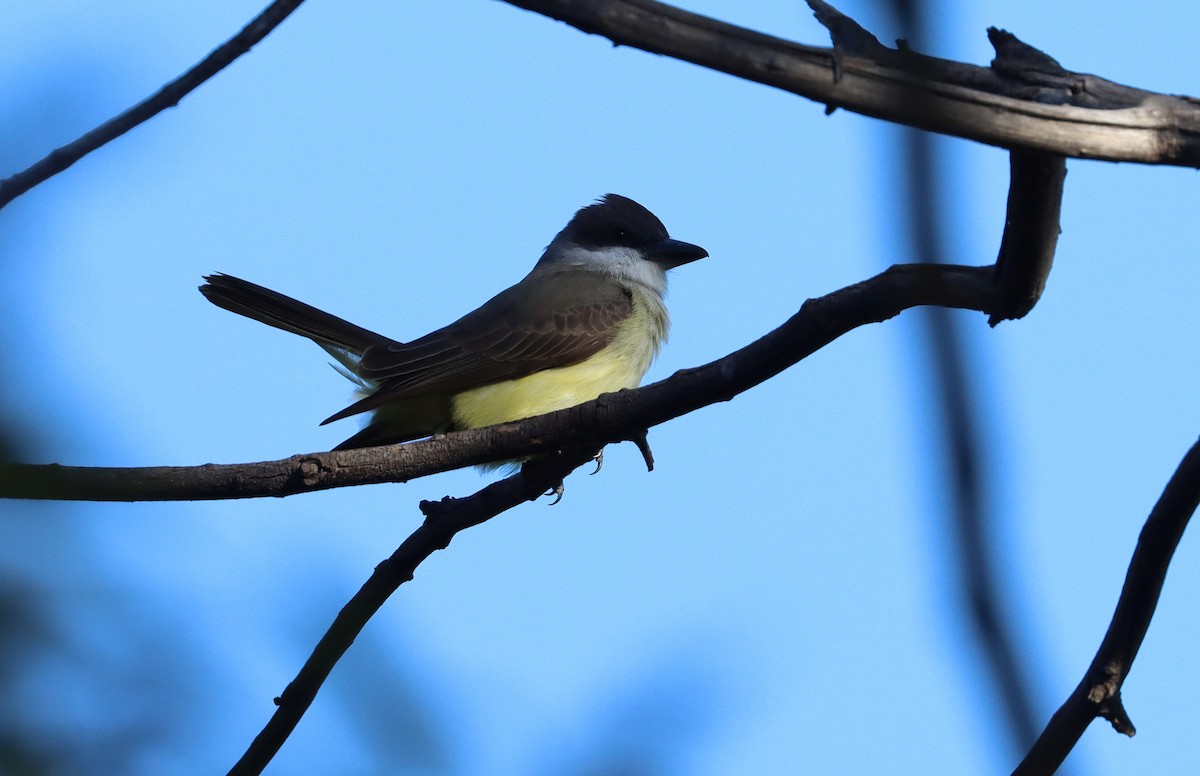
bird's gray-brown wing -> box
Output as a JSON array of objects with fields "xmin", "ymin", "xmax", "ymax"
[{"xmin": 321, "ymin": 268, "xmax": 633, "ymax": 424}]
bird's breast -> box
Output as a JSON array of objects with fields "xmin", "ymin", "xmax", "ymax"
[{"xmin": 450, "ymin": 286, "xmax": 669, "ymax": 429}]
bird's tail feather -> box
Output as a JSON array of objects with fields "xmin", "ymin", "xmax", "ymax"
[{"xmin": 200, "ymin": 273, "xmax": 390, "ymax": 356}]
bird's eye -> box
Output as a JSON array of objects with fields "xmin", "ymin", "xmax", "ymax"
[
  {"xmin": 577, "ymin": 219, "xmax": 636, "ymax": 248},
  {"xmin": 606, "ymin": 225, "xmax": 634, "ymax": 245}
]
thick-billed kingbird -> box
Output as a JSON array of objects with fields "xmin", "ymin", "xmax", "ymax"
[{"xmin": 200, "ymin": 194, "xmax": 707, "ymax": 452}]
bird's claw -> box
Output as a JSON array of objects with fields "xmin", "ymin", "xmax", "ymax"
[
  {"xmin": 589, "ymin": 450, "xmax": 604, "ymax": 475},
  {"xmin": 544, "ymin": 482, "xmax": 564, "ymax": 506}
]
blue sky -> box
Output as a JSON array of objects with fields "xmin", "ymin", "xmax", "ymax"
[{"xmin": 3, "ymin": 1, "xmax": 1199, "ymax": 773}]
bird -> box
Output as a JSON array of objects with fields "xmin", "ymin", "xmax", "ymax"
[{"xmin": 200, "ymin": 194, "xmax": 707, "ymax": 455}]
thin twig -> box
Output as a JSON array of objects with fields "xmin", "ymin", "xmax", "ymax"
[
  {"xmin": 0, "ymin": 0, "xmax": 308, "ymax": 210},
  {"xmin": 1013, "ymin": 437, "xmax": 1200, "ymax": 775}
]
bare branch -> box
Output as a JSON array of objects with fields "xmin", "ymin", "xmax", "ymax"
[
  {"xmin": 1013, "ymin": 437, "xmax": 1200, "ymax": 775},
  {"xmin": 0, "ymin": 0, "xmax": 307, "ymax": 210},
  {"xmin": 0, "ymin": 263, "xmax": 997, "ymax": 502},
  {"xmin": 500, "ymin": 0, "xmax": 1200, "ymax": 166},
  {"xmin": 226, "ymin": 446, "xmax": 598, "ymax": 776}
]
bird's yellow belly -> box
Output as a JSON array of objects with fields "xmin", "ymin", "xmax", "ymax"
[{"xmin": 450, "ymin": 291, "xmax": 667, "ymax": 429}]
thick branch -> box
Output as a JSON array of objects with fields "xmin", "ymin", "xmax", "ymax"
[
  {"xmin": 1013, "ymin": 437, "xmax": 1200, "ymax": 775},
  {"xmin": 500, "ymin": 0, "xmax": 1200, "ymax": 166},
  {"xmin": 0, "ymin": 263, "xmax": 997, "ymax": 501},
  {"xmin": 0, "ymin": 0, "xmax": 307, "ymax": 210},
  {"xmin": 227, "ymin": 446, "xmax": 597, "ymax": 776}
]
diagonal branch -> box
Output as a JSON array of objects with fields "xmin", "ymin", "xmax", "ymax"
[
  {"xmin": 0, "ymin": 0, "xmax": 308, "ymax": 210},
  {"xmin": 1012, "ymin": 437, "xmax": 1200, "ymax": 775},
  {"xmin": 499, "ymin": 0, "xmax": 1200, "ymax": 166},
  {"xmin": 0, "ymin": 263, "xmax": 998, "ymax": 502},
  {"xmin": 226, "ymin": 445, "xmax": 599, "ymax": 776}
]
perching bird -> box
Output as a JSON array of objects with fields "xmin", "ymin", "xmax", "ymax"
[{"xmin": 200, "ymin": 194, "xmax": 707, "ymax": 452}]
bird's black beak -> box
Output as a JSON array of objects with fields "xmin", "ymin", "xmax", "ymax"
[{"xmin": 646, "ymin": 238, "xmax": 708, "ymax": 269}]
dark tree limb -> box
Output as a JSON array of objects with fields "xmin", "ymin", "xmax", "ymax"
[
  {"xmin": 500, "ymin": 0, "xmax": 1200, "ymax": 166},
  {"xmin": 888, "ymin": 0, "xmax": 1044, "ymax": 755},
  {"xmin": 226, "ymin": 446, "xmax": 598, "ymax": 776},
  {"xmin": 1013, "ymin": 437, "xmax": 1200, "ymax": 775},
  {"xmin": 0, "ymin": 263, "xmax": 999, "ymax": 502},
  {"xmin": 0, "ymin": 0, "xmax": 308, "ymax": 210}
]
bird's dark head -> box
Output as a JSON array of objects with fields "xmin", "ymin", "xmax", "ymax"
[{"xmin": 541, "ymin": 194, "xmax": 708, "ymax": 285}]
